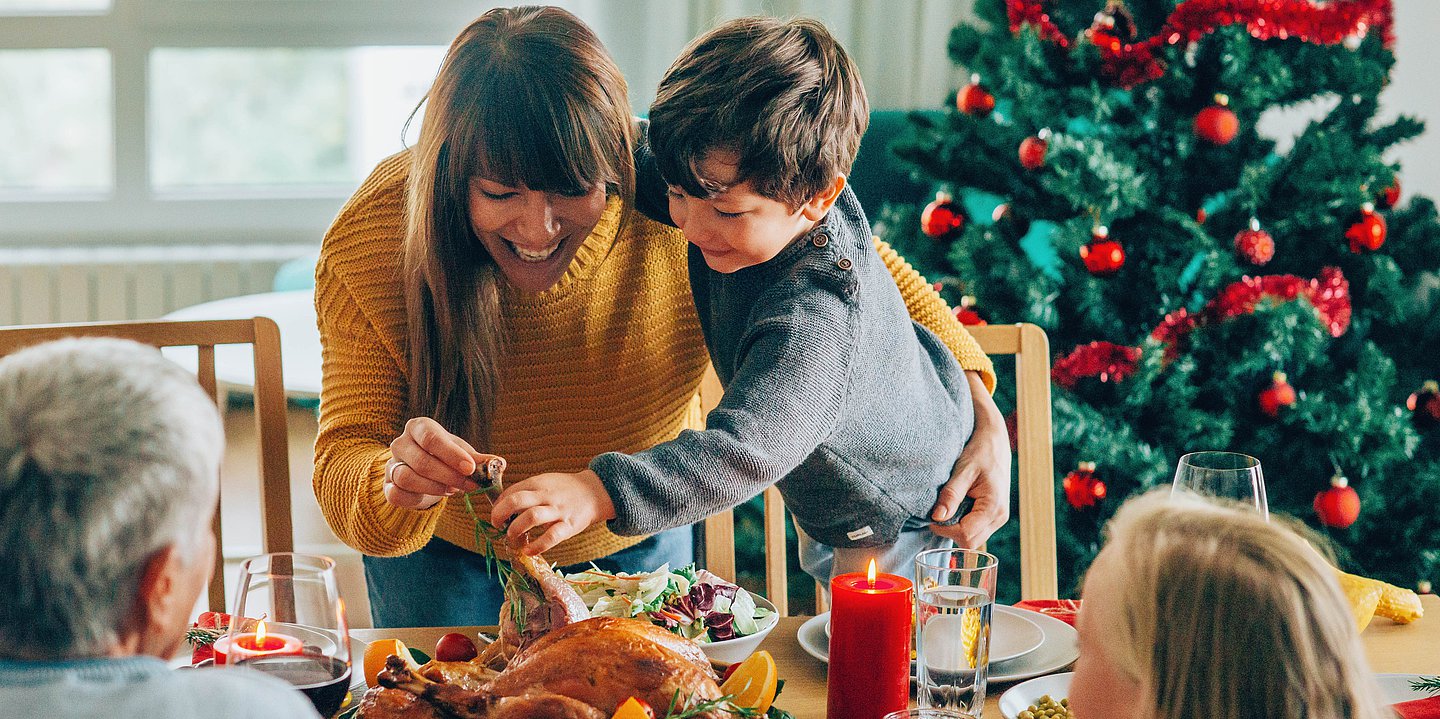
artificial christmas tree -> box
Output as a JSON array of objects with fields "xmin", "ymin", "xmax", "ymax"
[{"xmin": 878, "ymin": 0, "xmax": 1440, "ymax": 597}]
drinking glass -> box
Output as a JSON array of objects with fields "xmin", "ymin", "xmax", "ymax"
[
  {"xmin": 883, "ymin": 710, "xmax": 977, "ymax": 719},
  {"xmin": 1171, "ymin": 451, "xmax": 1268, "ymax": 519},
  {"xmin": 914, "ymin": 548, "xmax": 999, "ymax": 714},
  {"xmin": 225, "ymin": 553, "xmax": 352, "ymax": 717}
]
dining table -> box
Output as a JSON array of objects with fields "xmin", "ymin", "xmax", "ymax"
[{"xmin": 352, "ymin": 594, "xmax": 1440, "ymax": 718}]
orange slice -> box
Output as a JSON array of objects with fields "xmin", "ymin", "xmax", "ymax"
[
  {"xmin": 719, "ymin": 650, "xmax": 779, "ymax": 713},
  {"xmin": 362, "ymin": 638, "xmax": 421, "ymax": 688},
  {"xmin": 611, "ymin": 697, "xmax": 655, "ymax": 719}
]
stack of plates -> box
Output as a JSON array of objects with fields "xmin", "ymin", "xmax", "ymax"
[{"xmin": 797, "ymin": 604, "xmax": 1079, "ymax": 683}]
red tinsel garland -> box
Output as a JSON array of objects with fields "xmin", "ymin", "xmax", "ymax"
[
  {"xmin": 1152, "ymin": 266, "xmax": 1351, "ymax": 351},
  {"xmin": 1006, "ymin": 0, "xmax": 1393, "ymax": 88},
  {"xmin": 1055, "ymin": 267, "xmax": 1351, "ymax": 386},
  {"xmin": 1053, "ymin": 341, "xmax": 1144, "ymax": 388}
]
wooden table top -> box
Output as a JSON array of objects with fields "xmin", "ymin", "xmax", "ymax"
[{"xmin": 354, "ymin": 595, "xmax": 1440, "ymax": 718}]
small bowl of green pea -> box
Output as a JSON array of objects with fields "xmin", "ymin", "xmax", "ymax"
[{"xmin": 998, "ymin": 671, "xmax": 1073, "ymax": 719}]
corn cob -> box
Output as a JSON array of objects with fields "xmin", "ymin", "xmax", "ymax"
[{"xmin": 1337, "ymin": 570, "xmax": 1424, "ymax": 625}]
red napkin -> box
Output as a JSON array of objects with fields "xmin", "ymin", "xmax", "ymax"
[
  {"xmin": 1013, "ymin": 599, "xmax": 1082, "ymax": 626},
  {"xmin": 1395, "ymin": 697, "xmax": 1440, "ymax": 719}
]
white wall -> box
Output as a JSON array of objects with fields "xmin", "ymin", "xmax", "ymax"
[{"xmin": 1383, "ymin": 0, "xmax": 1440, "ymax": 204}]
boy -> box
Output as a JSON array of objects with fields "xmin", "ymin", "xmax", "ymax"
[{"xmin": 493, "ymin": 17, "xmax": 979, "ymax": 584}]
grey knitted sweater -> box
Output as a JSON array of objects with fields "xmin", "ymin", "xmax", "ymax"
[{"xmin": 590, "ymin": 186, "xmax": 974, "ymax": 548}]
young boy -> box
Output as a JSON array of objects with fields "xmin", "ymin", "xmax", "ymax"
[{"xmin": 493, "ymin": 17, "xmax": 978, "ymax": 584}]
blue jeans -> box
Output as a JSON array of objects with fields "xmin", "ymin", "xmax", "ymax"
[{"xmin": 363, "ymin": 525, "xmax": 695, "ymax": 628}]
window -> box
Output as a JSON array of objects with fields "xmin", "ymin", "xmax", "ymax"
[
  {"xmin": 1, "ymin": 1, "xmax": 968, "ymax": 246},
  {"xmin": 0, "ymin": 0, "xmax": 485, "ymax": 245}
]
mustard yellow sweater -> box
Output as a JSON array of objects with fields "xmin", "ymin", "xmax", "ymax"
[{"xmin": 314, "ymin": 151, "xmax": 996, "ymax": 566}]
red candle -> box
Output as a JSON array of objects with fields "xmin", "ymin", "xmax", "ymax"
[
  {"xmin": 214, "ymin": 621, "xmax": 304, "ymax": 665},
  {"xmin": 828, "ymin": 559, "xmax": 914, "ymax": 719}
]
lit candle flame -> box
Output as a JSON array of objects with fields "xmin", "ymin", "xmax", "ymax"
[
  {"xmin": 867, "ymin": 558, "xmax": 878, "ymax": 587},
  {"xmin": 255, "ymin": 620, "xmax": 267, "ymax": 645}
]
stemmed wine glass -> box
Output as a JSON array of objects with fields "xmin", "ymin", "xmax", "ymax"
[
  {"xmin": 225, "ymin": 553, "xmax": 352, "ymax": 717},
  {"xmin": 1171, "ymin": 451, "xmax": 1268, "ymax": 519}
]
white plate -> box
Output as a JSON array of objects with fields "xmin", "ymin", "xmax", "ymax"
[
  {"xmin": 998, "ymin": 672, "xmax": 1073, "ymax": 719},
  {"xmin": 1376, "ymin": 673, "xmax": 1440, "ymax": 704},
  {"xmin": 798, "ymin": 605, "xmax": 1077, "ymax": 683},
  {"xmin": 824, "ymin": 607, "xmax": 1044, "ymax": 665}
]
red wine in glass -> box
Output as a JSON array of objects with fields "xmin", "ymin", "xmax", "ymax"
[{"xmin": 238, "ymin": 651, "xmax": 352, "ymax": 716}]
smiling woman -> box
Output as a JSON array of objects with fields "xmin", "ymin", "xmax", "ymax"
[{"xmin": 313, "ymin": 6, "xmax": 1002, "ymax": 630}]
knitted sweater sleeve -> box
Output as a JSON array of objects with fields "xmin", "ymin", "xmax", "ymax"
[
  {"xmin": 313, "ymin": 261, "xmax": 444, "ymax": 557},
  {"xmin": 874, "ymin": 237, "xmax": 997, "ymax": 393},
  {"xmin": 312, "ymin": 160, "xmax": 446, "ymax": 558},
  {"xmin": 591, "ymin": 279, "xmax": 854, "ymax": 536}
]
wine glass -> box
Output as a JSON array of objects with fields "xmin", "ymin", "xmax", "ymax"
[
  {"xmin": 1171, "ymin": 451, "xmax": 1268, "ymax": 519},
  {"xmin": 225, "ymin": 553, "xmax": 352, "ymax": 717}
]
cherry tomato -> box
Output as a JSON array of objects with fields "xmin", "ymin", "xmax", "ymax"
[
  {"xmin": 720, "ymin": 662, "xmax": 740, "ymax": 682},
  {"xmin": 434, "ymin": 632, "xmax": 478, "ymax": 662}
]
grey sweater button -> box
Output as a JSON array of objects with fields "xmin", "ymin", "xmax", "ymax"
[
  {"xmin": 836, "ymin": 257, "xmax": 853, "ymax": 270},
  {"xmin": 812, "ymin": 234, "xmax": 829, "ymax": 247}
]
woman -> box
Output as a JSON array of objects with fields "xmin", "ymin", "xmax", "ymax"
[
  {"xmin": 314, "ymin": 5, "xmax": 1010, "ymax": 626},
  {"xmin": 1070, "ymin": 491, "xmax": 1392, "ymax": 719}
]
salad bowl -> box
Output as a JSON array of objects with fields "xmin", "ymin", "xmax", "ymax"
[
  {"xmin": 564, "ymin": 563, "xmax": 779, "ymax": 666},
  {"xmin": 699, "ymin": 592, "xmax": 779, "ymax": 665}
]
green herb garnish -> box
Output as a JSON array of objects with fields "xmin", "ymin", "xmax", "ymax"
[{"xmin": 1410, "ymin": 675, "xmax": 1440, "ymax": 695}]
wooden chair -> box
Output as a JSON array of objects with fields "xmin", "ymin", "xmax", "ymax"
[
  {"xmin": 700, "ymin": 322, "xmax": 1056, "ymax": 614},
  {"xmin": 0, "ymin": 318, "xmax": 293, "ymax": 611}
]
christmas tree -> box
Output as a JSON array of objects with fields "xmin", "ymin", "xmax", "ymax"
[{"xmin": 878, "ymin": 0, "xmax": 1440, "ymax": 597}]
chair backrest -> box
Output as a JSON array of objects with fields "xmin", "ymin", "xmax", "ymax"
[
  {"xmin": 700, "ymin": 322, "xmax": 1056, "ymax": 614},
  {"xmin": 0, "ymin": 318, "xmax": 293, "ymax": 612}
]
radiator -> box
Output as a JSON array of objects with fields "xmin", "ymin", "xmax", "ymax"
[{"xmin": 0, "ymin": 245, "xmax": 315, "ymax": 325}]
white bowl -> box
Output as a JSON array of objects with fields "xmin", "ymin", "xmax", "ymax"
[
  {"xmin": 998, "ymin": 671, "xmax": 1073, "ymax": 719},
  {"xmin": 698, "ymin": 593, "xmax": 781, "ymax": 666}
]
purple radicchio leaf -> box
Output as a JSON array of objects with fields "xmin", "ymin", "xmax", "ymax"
[
  {"xmin": 707, "ymin": 612, "xmax": 737, "ymax": 641},
  {"xmin": 688, "ymin": 582, "xmax": 717, "ymax": 613},
  {"xmin": 648, "ymin": 610, "xmax": 679, "ymax": 630}
]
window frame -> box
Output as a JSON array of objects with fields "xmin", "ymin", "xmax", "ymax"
[{"xmin": 0, "ymin": 0, "xmax": 504, "ymax": 247}]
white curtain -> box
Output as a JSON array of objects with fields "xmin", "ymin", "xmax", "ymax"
[{"xmin": 571, "ymin": 0, "xmax": 975, "ymax": 112}]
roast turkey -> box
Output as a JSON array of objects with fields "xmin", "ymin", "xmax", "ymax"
[{"xmin": 359, "ymin": 456, "xmax": 727, "ymax": 718}]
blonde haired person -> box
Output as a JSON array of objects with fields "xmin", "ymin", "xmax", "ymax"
[
  {"xmin": 315, "ymin": 5, "xmax": 1011, "ymax": 628},
  {"xmin": 1070, "ymin": 490, "xmax": 1392, "ymax": 719}
]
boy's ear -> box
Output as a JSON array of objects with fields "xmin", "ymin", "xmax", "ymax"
[{"xmin": 799, "ymin": 174, "xmax": 847, "ymax": 221}]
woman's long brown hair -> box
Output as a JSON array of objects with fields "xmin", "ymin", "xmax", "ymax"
[{"xmin": 404, "ymin": 6, "xmax": 634, "ymax": 447}]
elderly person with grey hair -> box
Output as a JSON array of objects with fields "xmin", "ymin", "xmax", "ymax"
[{"xmin": 0, "ymin": 338, "xmax": 318, "ymax": 718}]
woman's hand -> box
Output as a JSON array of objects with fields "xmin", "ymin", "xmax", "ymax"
[
  {"xmin": 383, "ymin": 417, "xmax": 486, "ymax": 510},
  {"xmin": 490, "ymin": 470, "xmax": 617, "ymax": 555},
  {"xmin": 930, "ymin": 370, "xmax": 1012, "ymax": 548}
]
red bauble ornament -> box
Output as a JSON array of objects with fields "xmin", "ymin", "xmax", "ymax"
[
  {"xmin": 1063, "ymin": 462, "xmax": 1107, "ymax": 509},
  {"xmin": 1195, "ymin": 94, "xmax": 1239, "ymax": 145},
  {"xmin": 1019, "ymin": 129, "xmax": 1050, "ymax": 170},
  {"xmin": 1080, "ymin": 225, "xmax": 1125, "ymax": 276},
  {"xmin": 920, "ymin": 192, "xmax": 966, "ymax": 239},
  {"xmin": 1234, "ymin": 217, "xmax": 1275, "ymax": 266},
  {"xmin": 1258, "ymin": 371, "xmax": 1297, "ymax": 417},
  {"xmin": 954, "ymin": 296, "xmax": 987, "ymax": 326},
  {"xmin": 1407, "ymin": 380, "xmax": 1440, "ymax": 429},
  {"xmin": 956, "ymin": 74, "xmax": 996, "ymax": 116},
  {"xmin": 1345, "ymin": 203, "xmax": 1387, "ymax": 252},
  {"xmin": 1314, "ymin": 473, "xmax": 1361, "ymax": 529},
  {"xmin": 1377, "ymin": 177, "xmax": 1402, "ymax": 210}
]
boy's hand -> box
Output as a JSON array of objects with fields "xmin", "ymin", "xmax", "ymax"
[
  {"xmin": 931, "ymin": 371, "xmax": 1012, "ymax": 548},
  {"xmin": 490, "ymin": 470, "xmax": 617, "ymax": 555}
]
